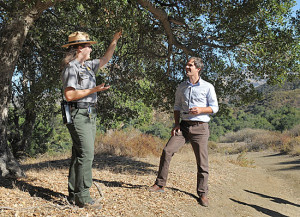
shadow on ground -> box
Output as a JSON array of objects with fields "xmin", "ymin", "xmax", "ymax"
[
  {"xmin": 262, "ymin": 153, "xmax": 286, "ymax": 157},
  {"xmin": 0, "ymin": 153, "xmax": 157, "ymax": 205},
  {"xmin": 244, "ymin": 189, "xmax": 300, "ymax": 207},
  {"xmin": 0, "ymin": 177, "xmax": 67, "ymax": 205},
  {"xmin": 21, "ymin": 153, "xmax": 156, "ymax": 175},
  {"xmin": 260, "ymin": 153, "xmax": 300, "ymax": 171},
  {"xmin": 92, "ymin": 180, "xmax": 201, "ymax": 205},
  {"xmin": 168, "ymin": 186, "xmax": 198, "ymax": 201},
  {"xmin": 94, "ymin": 179, "xmax": 149, "ymax": 189},
  {"xmin": 93, "ymin": 154, "xmax": 156, "ymax": 175},
  {"xmin": 277, "ymin": 159, "xmax": 300, "ymax": 171},
  {"xmin": 230, "ymin": 198, "xmax": 289, "ymax": 217}
]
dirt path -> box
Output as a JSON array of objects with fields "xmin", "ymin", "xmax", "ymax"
[
  {"xmin": 246, "ymin": 151, "xmax": 300, "ymax": 198},
  {"xmin": 150, "ymin": 149, "xmax": 300, "ymax": 217},
  {"xmin": 221, "ymin": 151, "xmax": 300, "ymax": 217},
  {"xmin": 0, "ymin": 149, "xmax": 299, "ymax": 216}
]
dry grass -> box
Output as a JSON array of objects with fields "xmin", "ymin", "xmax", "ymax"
[
  {"xmin": 1, "ymin": 127, "xmax": 300, "ymax": 217},
  {"xmin": 1, "ymin": 149, "xmax": 299, "ymax": 217},
  {"xmin": 1, "ymin": 127, "xmax": 299, "ymax": 216},
  {"xmin": 287, "ymin": 124, "xmax": 300, "ymax": 137},
  {"xmin": 219, "ymin": 125, "xmax": 300, "ymax": 155},
  {"xmin": 95, "ymin": 128, "xmax": 167, "ymax": 158},
  {"xmin": 228, "ymin": 151, "xmax": 255, "ymax": 168},
  {"xmin": 0, "ymin": 149, "xmax": 235, "ymax": 216}
]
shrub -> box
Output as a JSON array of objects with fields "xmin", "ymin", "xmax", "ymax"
[
  {"xmin": 95, "ymin": 128, "xmax": 166, "ymax": 158},
  {"xmin": 208, "ymin": 141, "xmax": 218, "ymax": 151},
  {"xmin": 289, "ymin": 137, "xmax": 300, "ymax": 156},
  {"xmin": 219, "ymin": 127, "xmax": 300, "ymax": 155},
  {"xmin": 247, "ymin": 131, "xmax": 281, "ymax": 151},
  {"xmin": 287, "ymin": 124, "xmax": 300, "ymax": 137},
  {"xmin": 228, "ymin": 151, "xmax": 255, "ymax": 167},
  {"xmin": 219, "ymin": 128, "xmax": 272, "ymax": 144},
  {"xmin": 139, "ymin": 122, "xmax": 171, "ymax": 140},
  {"xmin": 278, "ymin": 135, "xmax": 300, "ymax": 155}
]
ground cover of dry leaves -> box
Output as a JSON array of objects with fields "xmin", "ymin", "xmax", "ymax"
[{"xmin": 0, "ymin": 147, "xmax": 299, "ymax": 217}]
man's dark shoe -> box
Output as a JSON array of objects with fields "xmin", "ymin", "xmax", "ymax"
[
  {"xmin": 148, "ymin": 184, "xmax": 165, "ymax": 192},
  {"xmin": 78, "ymin": 199, "xmax": 102, "ymax": 209},
  {"xmin": 198, "ymin": 195, "xmax": 209, "ymax": 207}
]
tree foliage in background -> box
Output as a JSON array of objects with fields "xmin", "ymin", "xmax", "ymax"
[
  {"xmin": 0, "ymin": 0, "xmax": 299, "ymax": 177},
  {"xmin": 209, "ymin": 82, "xmax": 300, "ymax": 141},
  {"xmin": 0, "ymin": 0, "xmax": 63, "ymax": 177}
]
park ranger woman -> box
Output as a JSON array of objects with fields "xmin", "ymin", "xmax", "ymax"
[{"xmin": 61, "ymin": 30, "xmax": 122, "ymax": 209}]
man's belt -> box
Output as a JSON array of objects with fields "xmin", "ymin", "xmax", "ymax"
[
  {"xmin": 181, "ymin": 120, "xmax": 205, "ymax": 126},
  {"xmin": 70, "ymin": 102, "xmax": 96, "ymax": 109}
]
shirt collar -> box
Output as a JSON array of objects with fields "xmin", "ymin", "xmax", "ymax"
[
  {"xmin": 70, "ymin": 59, "xmax": 81, "ymax": 67},
  {"xmin": 186, "ymin": 78, "xmax": 201, "ymax": 87},
  {"xmin": 71, "ymin": 59, "xmax": 88, "ymax": 69}
]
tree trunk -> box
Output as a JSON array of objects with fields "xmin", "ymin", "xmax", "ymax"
[
  {"xmin": 0, "ymin": 0, "xmax": 62, "ymax": 178},
  {"xmin": 0, "ymin": 15, "xmax": 32, "ymax": 178},
  {"xmin": 11, "ymin": 109, "xmax": 37, "ymax": 159}
]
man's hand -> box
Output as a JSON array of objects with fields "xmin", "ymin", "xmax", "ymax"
[
  {"xmin": 189, "ymin": 107, "xmax": 202, "ymax": 115},
  {"xmin": 171, "ymin": 124, "xmax": 181, "ymax": 136},
  {"xmin": 189, "ymin": 107, "xmax": 213, "ymax": 115}
]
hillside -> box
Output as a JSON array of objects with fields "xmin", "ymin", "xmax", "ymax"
[
  {"xmin": 249, "ymin": 79, "xmax": 300, "ymax": 109},
  {"xmin": 255, "ymin": 89, "xmax": 300, "ymax": 109},
  {"xmin": 255, "ymin": 80, "xmax": 300, "ymax": 109},
  {"xmin": 256, "ymin": 79, "xmax": 300, "ymax": 93},
  {"xmin": 0, "ymin": 148, "xmax": 299, "ymax": 216}
]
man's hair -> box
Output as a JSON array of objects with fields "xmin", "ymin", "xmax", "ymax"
[{"xmin": 189, "ymin": 57, "xmax": 204, "ymax": 70}]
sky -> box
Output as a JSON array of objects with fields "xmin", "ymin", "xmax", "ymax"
[{"xmin": 293, "ymin": 0, "xmax": 300, "ymax": 13}]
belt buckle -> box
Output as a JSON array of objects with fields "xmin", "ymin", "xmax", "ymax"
[
  {"xmin": 186, "ymin": 121, "xmax": 199, "ymax": 126},
  {"xmin": 190, "ymin": 121, "xmax": 197, "ymax": 126}
]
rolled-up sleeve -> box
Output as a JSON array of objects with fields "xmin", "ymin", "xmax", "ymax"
[
  {"xmin": 62, "ymin": 65, "xmax": 77, "ymax": 89},
  {"xmin": 207, "ymin": 85, "xmax": 219, "ymax": 114}
]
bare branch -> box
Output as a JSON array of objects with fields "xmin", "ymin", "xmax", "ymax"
[
  {"xmin": 94, "ymin": 182, "xmax": 104, "ymax": 199},
  {"xmin": 136, "ymin": 0, "xmax": 197, "ymax": 56},
  {"xmin": 168, "ymin": 16, "xmax": 185, "ymax": 26},
  {"xmin": 25, "ymin": 0, "xmax": 65, "ymax": 21}
]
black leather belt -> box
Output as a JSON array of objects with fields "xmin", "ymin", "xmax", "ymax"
[
  {"xmin": 70, "ymin": 102, "xmax": 96, "ymax": 109},
  {"xmin": 182, "ymin": 120, "xmax": 205, "ymax": 126}
]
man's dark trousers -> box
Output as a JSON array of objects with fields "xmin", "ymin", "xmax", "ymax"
[{"xmin": 155, "ymin": 120, "xmax": 210, "ymax": 197}]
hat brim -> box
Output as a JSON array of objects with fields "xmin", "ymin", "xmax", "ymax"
[{"xmin": 62, "ymin": 41, "xmax": 97, "ymax": 48}]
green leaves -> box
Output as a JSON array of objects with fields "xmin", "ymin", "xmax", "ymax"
[{"xmin": 2, "ymin": 0, "xmax": 299, "ymax": 156}]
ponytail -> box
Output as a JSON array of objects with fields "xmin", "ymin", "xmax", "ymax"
[{"xmin": 61, "ymin": 46, "xmax": 78, "ymax": 70}]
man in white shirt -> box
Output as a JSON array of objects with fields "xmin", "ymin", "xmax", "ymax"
[{"xmin": 148, "ymin": 57, "xmax": 219, "ymax": 207}]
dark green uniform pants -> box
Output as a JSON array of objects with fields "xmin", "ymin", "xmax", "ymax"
[{"xmin": 67, "ymin": 107, "xmax": 97, "ymax": 206}]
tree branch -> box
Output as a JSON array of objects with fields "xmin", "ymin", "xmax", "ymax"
[
  {"xmin": 32, "ymin": 0, "xmax": 64, "ymax": 20},
  {"xmin": 136, "ymin": 0, "xmax": 197, "ymax": 56}
]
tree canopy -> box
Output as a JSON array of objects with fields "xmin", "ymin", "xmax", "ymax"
[
  {"xmin": 0, "ymin": 0, "xmax": 299, "ymax": 177},
  {"xmin": 14, "ymin": 0, "xmax": 299, "ymax": 108}
]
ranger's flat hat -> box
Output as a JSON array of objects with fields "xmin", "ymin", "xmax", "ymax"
[{"xmin": 62, "ymin": 31, "xmax": 97, "ymax": 48}]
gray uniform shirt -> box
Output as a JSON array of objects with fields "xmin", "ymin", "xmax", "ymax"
[{"xmin": 62, "ymin": 59, "xmax": 100, "ymax": 103}]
